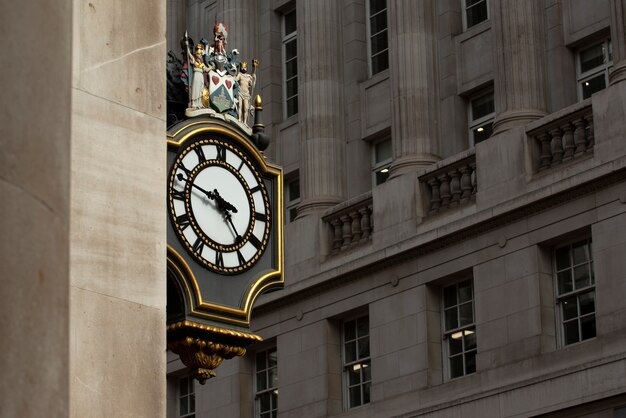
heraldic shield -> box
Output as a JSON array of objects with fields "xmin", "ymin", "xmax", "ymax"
[{"xmin": 209, "ymin": 70, "xmax": 236, "ymax": 113}]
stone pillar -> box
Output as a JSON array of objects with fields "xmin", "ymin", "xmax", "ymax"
[
  {"xmin": 388, "ymin": 0, "xmax": 440, "ymax": 177},
  {"xmin": 492, "ymin": 0, "xmax": 547, "ymax": 135},
  {"xmin": 610, "ymin": 0, "xmax": 626, "ymax": 85},
  {"xmin": 167, "ymin": 0, "xmax": 187, "ymax": 54},
  {"xmin": 297, "ymin": 0, "xmax": 346, "ymax": 215},
  {"xmin": 217, "ymin": 0, "xmax": 258, "ymax": 60}
]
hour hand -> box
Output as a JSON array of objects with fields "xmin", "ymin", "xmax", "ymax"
[{"xmin": 213, "ymin": 190, "xmax": 238, "ymax": 214}]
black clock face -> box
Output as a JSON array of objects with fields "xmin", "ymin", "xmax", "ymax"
[{"xmin": 168, "ymin": 138, "xmax": 271, "ymax": 274}]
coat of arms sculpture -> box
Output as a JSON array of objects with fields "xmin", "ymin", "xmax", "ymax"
[{"xmin": 181, "ymin": 23, "xmax": 258, "ymax": 135}]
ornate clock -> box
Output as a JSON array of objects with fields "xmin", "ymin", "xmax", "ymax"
[{"xmin": 168, "ymin": 138, "xmax": 271, "ymax": 274}]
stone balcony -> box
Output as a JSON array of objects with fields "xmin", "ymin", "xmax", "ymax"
[{"xmin": 322, "ymin": 191, "xmax": 373, "ymax": 255}]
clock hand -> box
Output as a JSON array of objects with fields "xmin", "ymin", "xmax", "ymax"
[
  {"xmin": 176, "ymin": 173, "xmax": 216, "ymax": 200},
  {"xmin": 212, "ymin": 189, "xmax": 238, "ymax": 213},
  {"xmin": 222, "ymin": 211, "xmax": 243, "ymax": 244}
]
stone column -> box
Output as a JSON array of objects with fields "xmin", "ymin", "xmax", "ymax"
[
  {"xmin": 297, "ymin": 0, "xmax": 346, "ymax": 215},
  {"xmin": 491, "ymin": 0, "xmax": 548, "ymax": 134},
  {"xmin": 610, "ymin": 0, "xmax": 626, "ymax": 85},
  {"xmin": 167, "ymin": 0, "xmax": 187, "ymax": 54},
  {"xmin": 217, "ymin": 0, "xmax": 258, "ymax": 60},
  {"xmin": 388, "ymin": 0, "xmax": 440, "ymax": 177}
]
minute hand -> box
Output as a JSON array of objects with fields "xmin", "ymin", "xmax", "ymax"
[{"xmin": 176, "ymin": 173, "xmax": 216, "ymax": 201}]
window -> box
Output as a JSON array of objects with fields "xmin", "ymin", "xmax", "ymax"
[
  {"xmin": 282, "ymin": 10, "xmax": 298, "ymax": 118},
  {"xmin": 463, "ymin": 0, "xmax": 489, "ymax": 30},
  {"xmin": 343, "ymin": 316, "xmax": 371, "ymax": 409},
  {"xmin": 255, "ymin": 348, "xmax": 278, "ymax": 418},
  {"xmin": 285, "ymin": 177, "xmax": 300, "ymax": 223},
  {"xmin": 578, "ymin": 38, "xmax": 612, "ymax": 100},
  {"xmin": 442, "ymin": 279, "xmax": 476, "ymax": 379},
  {"xmin": 372, "ymin": 138, "xmax": 392, "ymax": 185},
  {"xmin": 367, "ymin": 0, "xmax": 389, "ymax": 76},
  {"xmin": 554, "ymin": 238, "xmax": 596, "ymax": 346},
  {"xmin": 468, "ymin": 92, "xmax": 494, "ymax": 146},
  {"xmin": 177, "ymin": 376, "xmax": 195, "ymax": 418}
]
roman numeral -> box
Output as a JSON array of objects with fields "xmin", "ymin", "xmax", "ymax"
[
  {"xmin": 249, "ymin": 234, "xmax": 263, "ymax": 250},
  {"xmin": 250, "ymin": 185, "xmax": 261, "ymax": 194},
  {"xmin": 237, "ymin": 160, "xmax": 244, "ymax": 171},
  {"xmin": 254, "ymin": 212, "xmax": 267, "ymax": 222},
  {"xmin": 216, "ymin": 144, "xmax": 226, "ymax": 162},
  {"xmin": 172, "ymin": 189, "xmax": 185, "ymax": 201},
  {"xmin": 176, "ymin": 214, "xmax": 190, "ymax": 230},
  {"xmin": 215, "ymin": 251, "xmax": 224, "ymax": 267},
  {"xmin": 178, "ymin": 162, "xmax": 192, "ymax": 175},
  {"xmin": 195, "ymin": 146, "xmax": 206, "ymax": 163},
  {"xmin": 192, "ymin": 237, "xmax": 204, "ymax": 254},
  {"xmin": 237, "ymin": 250, "xmax": 246, "ymax": 265}
]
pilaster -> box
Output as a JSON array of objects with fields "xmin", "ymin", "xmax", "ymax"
[
  {"xmin": 610, "ymin": 0, "xmax": 626, "ymax": 85},
  {"xmin": 217, "ymin": 0, "xmax": 258, "ymax": 61},
  {"xmin": 492, "ymin": 0, "xmax": 547, "ymax": 134}
]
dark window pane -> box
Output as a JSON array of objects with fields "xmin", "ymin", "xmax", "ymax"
[
  {"xmin": 572, "ymin": 240, "xmax": 590, "ymax": 264},
  {"xmin": 260, "ymin": 392, "xmax": 271, "ymax": 412},
  {"xmin": 371, "ymin": 50, "xmax": 389, "ymax": 74},
  {"xmin": 375, "ymin": 168, "xmax": 390, "ymax": 185},
  {"xmin": 349, "ymin": 386, "xmax": 361, "ymax": 408},
  {"xmin": 180, "ymin": 397, "xmax": 188, "ymax": 415},
  {"xmin": 284, "ymin": 10, "xmax": 296, "ymax": 35},
  {"xmin": 261, "ymin": 413, "xmax": 270, "ymax": 418},
  {"xmin": 288, "ymin": 180, "xmax": 300, "ymax": 201},
  {"xmin": 450, "ymin": 355, "xmax": 464, "ymax": 378},
  {"xmin": 358, "ymin": 337, "xmax": 370, "ymax": 359},
  {"xmin": 370, "ymin": 0, "xmax": 386, "ymax": 15},
  {"xmin": 449, "ymin": 334, "xmax": 463, "ymax": 355},
  {"xmin": 190, "ymin": 393, "xmax": 195, "ymax": 412},
  {"xmin": 472, "ymin": 122, "xmax": 493, "ymax": 144},
  {"xmin": 289, "ymin": 207, "xmax": 298, "ymax": 222},
  {"xmin": 557, "ymin": 270, "xmax": 573, "ymax": 295},
  {"xmin": 574, "ymin": 265, "xmax": 591, "ymax": 289},
  {"xmin": 580, "ymin": 43, "xmax": 605, "ymax": 73},
  {"xmin": 272, "ymin": 391, "xmax": 278, "ymax": 409},
  {"xmin": 465, "ymin": 351, "xmax": 476, "ymax": 374},
  {"xmin": 345, "ymin": 341, "xmax": 357, "ymax": 363},
  {"xmin": 564, "ymin": 320, "xmax": 580, "ymax": 345},
  {"xmin": 362, "ymin": 362, "xmax": 372, "ymax": 382},
  {"xmin": 562, "ymin": 296, "xmax": 578, "ymax": 321},
  {"xmin": 285, "ymin": 59, "xmax": 297, "ymax": 79},
  {"xmin": 444, "ymin": 286, "xmax": 457, "ymax": 308},
  {"xmin": 180, "ymin": 377, "xmax": 189, "ymax": 395},
  {"xmin": 348, "ymin": 365, "xmax": 361, "ymax": 386},
  {"xmin": 471, "ymin": 94, "xmax": 494, "ymax": 120},
  {"xmin": 344, "ymin": 320, "xmax": 356, "ymax": 340},
  {"xmin": 370, "ymin": 10, "xmax": 387, "ymax": 35},
  {"xmin": 445, "ymin": 307, "xmax": 458, "ymax": 331},
  {"xmin": 256, "ymin": 352, "xmax": 267, "ymax": 370},
  {"xmin": 363, "ymin": 382, "xmax": 371, "ymax": 404},
  {"xmin": 371, "ymin": 30, "xmax": 388, "ymax": 56},
  {"xmin": 269, "ymin": 369, "xmax": 277, "ymax": 389},
  {"xmin": 285, "ymin": 40, "xmax": 297, "ymax": 60},
  {"xmin": 581, "ymin": 315, "xmax": 596, "ymax": 340},
  {"xmin": 375, "ymin": 139, "xmax": 392, "ymax": 163},
  {"xmin": 459, "ymin": 302, "xmax": 474, "ymax": 326},
  {"xmin": 464, "ymin": 330, "xmax": 476, "ymax": 350},
  {"xmin": 458, "ymin": 280, "xmax": 473, "ymax": 303},
  {"xmin": 582, "ymin": 74, "xmax": 607, "ymax": 99},
  {"xmin": 268, "ymin": 350, "xmax": 277, "ymax": 367},
  {"xmin": 555, "ymin": 247, "xmax": 571, "ymax": 270},
  {"xmin": 357, "ymin": 317, "xmax": 369, "ymax": 337},
  {"xmin": 287, "ymin": 97, "xmax": 298, "ymax": 117},
  {"xmin": 257, "ymin": 371, "xmax": 267, "ymax": 391},
  {"xmin": 590, "ymin": 261, "xmax": 595, "ymax": 283},
  {"xmin": 579, "ymin": 291, "xmax": 595, "ymax": 316},
  {"xmin": 466, "ymin": 1, "xmax": 488, "ymax": 28},
  {"xmin": 286, "ymin": 78, "xmax": 298, "ymax": 98}
]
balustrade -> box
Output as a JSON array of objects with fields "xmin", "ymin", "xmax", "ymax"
[
  {"xmin": 323, "ymin": 192, "xmax": 373, "ymax": 254},
  {"xmin": 420, "ymin": 155, "xmax": 477, "ymax": 215}
]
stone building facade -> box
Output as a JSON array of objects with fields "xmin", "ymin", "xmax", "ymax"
[{"xmin": 166, "ymin": 0, "xmax": 626, "ymax": 417}]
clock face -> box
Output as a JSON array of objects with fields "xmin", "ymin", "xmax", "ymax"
[{"xmin": 168, "ymin": 138, "xmax": 271, "ymax": 274}]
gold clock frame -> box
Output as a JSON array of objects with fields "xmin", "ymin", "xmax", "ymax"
[{"xmin": 167, "ymin": 119, "xmax": 284, "ymax": 326}]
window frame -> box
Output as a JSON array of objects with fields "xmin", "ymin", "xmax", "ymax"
[
  {"xmin": 467, "ymin": 90, "xmax": 495, "ymax": 147},
  {"xmin": 553, "ymin": 237, "xmax": 596, "ymax": 347},
  {"xmin": 462, "ymin": 0, "xmax": 489, "ymax": 31},
  {"xmin": 177, "ymin": 375, "xmax": 196, "ymax": 418},
  {"xmin": 282, "ymin": 9, "xmax": 298, "ymax": 119},
  {"xmin": 285, "ymin": 175, "xmax": 300, "ymax": 223},
  {"xmin": 371, "ymin": 137, "xmax": 392, "ymax": 186},
  {"xmin": 441, "ymin": 278, "xmax": 477, "ymax": 380},
  {"xmin": 342, "ymin": 315, "xmax": 371, "ymax": 410},
  {"xmin": 576, "ymin": 37, "xmax": 613, "ymax": 101},
  {"xmin": 254, "ymin": 347, "xmax": 278, "ymax": 418},
  {"xmin": 365, "ymin": 0, "xmax": 389, "ymax": 77}
]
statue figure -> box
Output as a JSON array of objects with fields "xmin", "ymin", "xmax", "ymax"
[
  {"xmin": 212, "ymin": 23, "xmax": 228, "ymax": 57},
  {"xmin": 236, "ymin": 60, "xmax": 258, "ymax": 126},
  {"xmin": 185, "ymin": 37, "xmax": 210, "ymax": 109}
]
